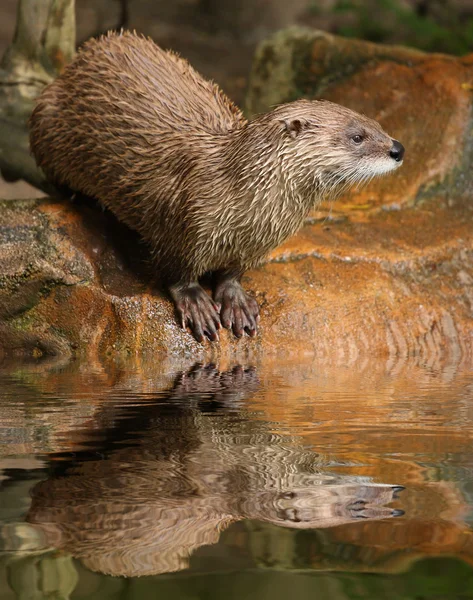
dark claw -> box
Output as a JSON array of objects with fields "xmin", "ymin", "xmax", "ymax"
[
  {"xmin": 214, "ymin": 279, "xmax": 260, "ymax": 338},
  {"xmin": 203, "ymin": 310, "xmax": 219, "ymax": 341},
  {"xmin": 170, "ymin": 282, "xmax": 221, "ymax": 342},
  {"xmin": 189, "ymin": 304, "xmax": 205, "ymax": 342}
]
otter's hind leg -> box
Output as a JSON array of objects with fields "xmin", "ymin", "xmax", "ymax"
[
  {"xmin": 213, "ymin": 270, "xmax": 259, "ymax": 338},
  {"xmin": 169, "ymin": 282, "xmax": 221, "ymax": 343}
]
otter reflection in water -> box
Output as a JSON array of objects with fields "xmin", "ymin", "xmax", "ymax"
[{"xmin": 27, "ymin": 364, "xmax": 403, "ymax": 577}]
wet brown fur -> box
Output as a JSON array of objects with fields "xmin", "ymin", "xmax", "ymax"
[{"xmin": 29, "ymin": 31, "xmax": 401, "ymax": 337}]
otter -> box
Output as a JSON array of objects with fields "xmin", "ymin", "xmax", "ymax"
[{"xmin": 29, "ymin": 31, "xmax": 404, "ymax": 342}]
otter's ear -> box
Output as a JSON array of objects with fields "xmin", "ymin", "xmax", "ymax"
[{"xmin": 281, "ymin": 118, "xmax": 310, "ymax": 139}]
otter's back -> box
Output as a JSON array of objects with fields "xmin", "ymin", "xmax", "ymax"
[
  {"xmin": 62, "ymin": 31, "xmax": 244, "ymax": 134},
  {"xmin": 29, "ymin": 31, "xmax": 245, "ymax": 232}
]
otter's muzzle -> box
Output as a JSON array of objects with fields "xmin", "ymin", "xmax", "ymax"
[{"xmin": 390, "ymin": 140, "xmax": 405, "ymax": 162}]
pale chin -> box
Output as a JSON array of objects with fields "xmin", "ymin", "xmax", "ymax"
[{"xmin": 368, "ymin": 158, "xmax": 403, "ymax": 177}]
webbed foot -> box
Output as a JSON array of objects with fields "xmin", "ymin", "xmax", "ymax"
[
  {"xmin": 214, "ymin": 279, "xmax": 259, "ymax": 338},
  {"xmin": 170, "ymin": 283, "xmax": 221, "ymax": 342}
]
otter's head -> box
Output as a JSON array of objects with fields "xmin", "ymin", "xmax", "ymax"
[{"xmin": 273, "ymin": 99, "xmax": 404, "ymax": 193}]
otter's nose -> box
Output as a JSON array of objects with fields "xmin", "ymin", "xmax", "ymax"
[{"xmin": 390, "ymin": 139, "xmax": 405, "ymax": 162}]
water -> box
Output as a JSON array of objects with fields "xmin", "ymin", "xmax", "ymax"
[{"xmin": 0, "ymin": 356, "xmax": 473, "ymax": 599}]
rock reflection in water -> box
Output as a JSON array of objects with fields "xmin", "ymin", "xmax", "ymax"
[{"xmin": 26, "ymin": 364, "xmax": 402, "ymax": 577}]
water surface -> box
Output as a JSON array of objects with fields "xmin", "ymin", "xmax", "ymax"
[{"xmin": 0, "ymin": 356, "xmax": 473, "ymax": 599}]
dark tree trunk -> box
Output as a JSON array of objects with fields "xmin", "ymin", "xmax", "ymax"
[{"xmin": 0, "ymin": 0, "xmax": 75, "ymax": 192}]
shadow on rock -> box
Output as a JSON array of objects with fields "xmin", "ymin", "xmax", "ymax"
[{"xmin": 26, "ymin": 363, "xmax": 403, "ymax": 577}]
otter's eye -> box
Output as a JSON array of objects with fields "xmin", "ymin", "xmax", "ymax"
[{"xmin": 352, "ymin": 135, "xmax": 364, "ymax": 144}]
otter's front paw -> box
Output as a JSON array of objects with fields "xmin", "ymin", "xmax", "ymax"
[
  {"xmin": 170, "ymin": 283, "xmax": 221, "ymax": 342},
  {"xmin": 214, "ymin": 281, "xmax": 259, "ymax": 338}
]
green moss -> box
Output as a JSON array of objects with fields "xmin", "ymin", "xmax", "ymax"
[
  {"xmin": 332, "ymin": 0, "xmax": 473, "ymax": 56},
  {"xmin": 9, "ymin": 309, "xmax": 38, "ymax": 332}
]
